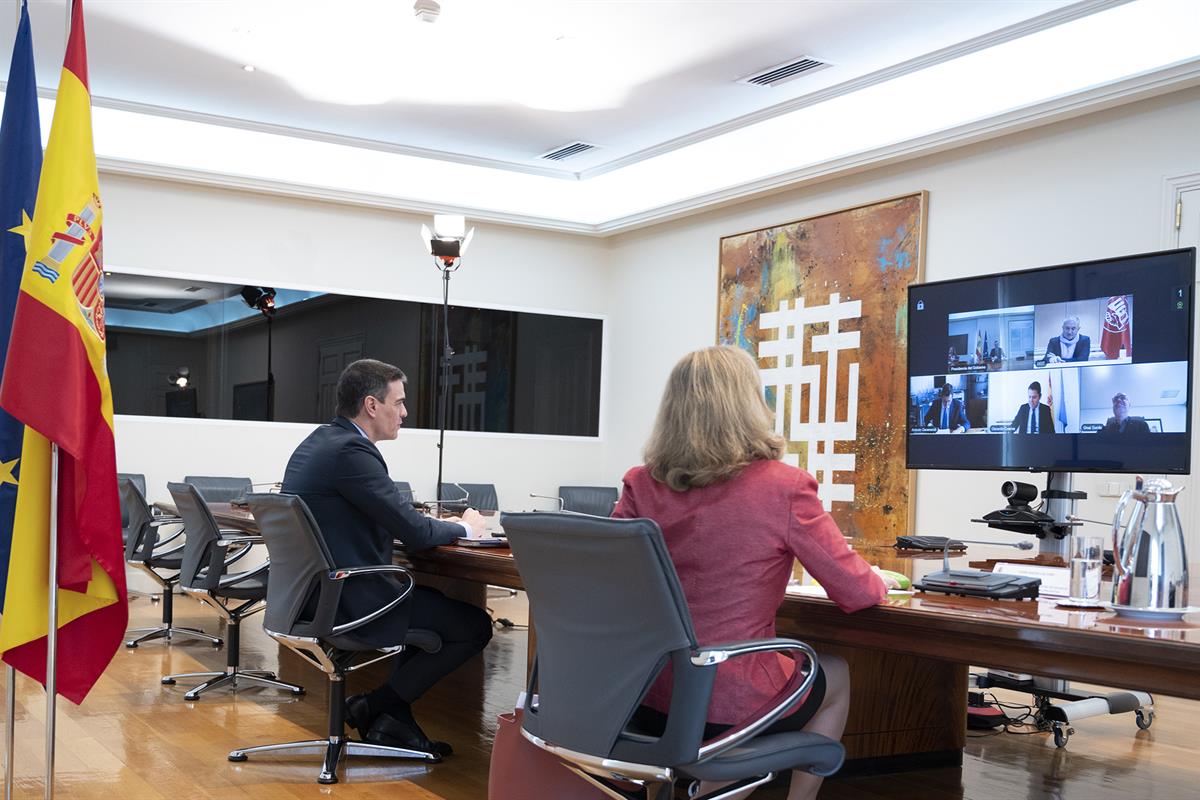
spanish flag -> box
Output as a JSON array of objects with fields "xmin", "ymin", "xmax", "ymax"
[{"xmin": 0, "ymin": 0, "xmax": 126, "ymax": 704}]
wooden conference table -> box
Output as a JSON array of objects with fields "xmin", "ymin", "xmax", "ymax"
[{"xmin": 189, "ymin": 503, "xmax": 1200, "ymax": 770}]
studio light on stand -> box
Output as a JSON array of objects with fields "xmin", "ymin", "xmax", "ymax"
[
  {"xmin": 240, "ymin": 286, "xmax": 277, "ymax": 421},
  {"xmin": 420, "ymin": 215, "xmax": 475, "ymax": 517},
  {"xmin": 166, "ymin": 367, "xmax": 197, "ymax": 417}
]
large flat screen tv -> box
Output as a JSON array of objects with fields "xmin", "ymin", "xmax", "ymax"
[{"xmin": 906, "ymin": 248, "xmax": 1195, "ymax": 474}]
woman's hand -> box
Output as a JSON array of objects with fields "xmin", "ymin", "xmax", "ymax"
[{"xmin": 871, "ymin": 566, "xmax": 904, "ymax": 590}]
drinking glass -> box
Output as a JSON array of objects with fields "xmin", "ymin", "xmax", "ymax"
[{"xmin": 1069, "ymin": 535, "xmax": 1104, "ymax": 603}]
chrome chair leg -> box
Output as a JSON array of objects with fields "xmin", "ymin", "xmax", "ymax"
[
  {"xmin": 126, "ymin": 626, "xmax": 223, "ymax": 648},
  {"xmin": 228, "ymin": 736, "xmax": 438, "ymax": 785},
  {"xmin": 163, "ymin": 667, "xmax": 304, "ymax": 700},
  {"xmin": 234, "ymin": 672, "xmax": 305, "ymax": 695}
]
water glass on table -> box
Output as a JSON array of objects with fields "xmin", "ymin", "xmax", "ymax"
[{"xmin": 1069, "ymin": 535, "xmax": 1104, "ymax": 604}]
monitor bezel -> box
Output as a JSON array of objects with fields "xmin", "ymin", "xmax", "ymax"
[{"xmin": 905, "ymin": 247, "xmax": 1195, "ymax": 475}]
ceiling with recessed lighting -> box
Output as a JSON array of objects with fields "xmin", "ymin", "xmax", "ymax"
[{"xmin": 2, "ymin": 0, "xmax": 1198, "ymax": 232}]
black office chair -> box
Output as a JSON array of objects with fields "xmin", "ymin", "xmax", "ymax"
[
  {"xmin": 183, "ymin": 475, "xmax": 253, "ymax": 503},
  {"xmin": 393, "ymin": 481, "xmax": 414, "ymax": 503},
  {"xmin": 558, "ymin": 485, "xmax": 619, "ymax": 516},
  {"xmin": 438, "ymin": 482, "xmax": 498, "ymax": 511},
  {"xmin": 118, "ymin": 472, "xmax": 147, "ymax": 533},
  {"xmin": 228, "ymin": 493, "xmax": 442, "ymax": 784},
  {"xmin": 502, "ymin": 513, "xmax": 843, "ymax": 800},
  {"xmin": 118, "ymin": 472, "xmax": 160, "ymax": 604},
  {"xmin": 121, "ymin": 479, "xmax": 223, "ymax": 648},
  {"xmin": 160, "ymin": 482, "xmax": 304, "ymax": 701}
]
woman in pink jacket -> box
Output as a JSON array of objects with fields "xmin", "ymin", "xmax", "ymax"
[{"xmin": 613, "ymin": 346, "xmax": 892, "ymax": 800}]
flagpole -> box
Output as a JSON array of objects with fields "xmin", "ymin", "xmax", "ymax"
[
  {"xmin": 6, "ymin": 0, "xmax": 25, "ymax": 796},
  {"xmin": 3, "ymin": 663, "xmax": 11, "ymax": 800},
  {"xmin": 43, "ymin": 444, "xmax": 57, "ymax": 800}
]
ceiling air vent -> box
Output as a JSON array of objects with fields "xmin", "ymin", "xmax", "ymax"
[
  {"xmin": 738, "ymin": 56, "xmax": 830, "ymax": 87},
  {"xmin": 539, "ymin": 141, "xmax": 598, "ymax": 161}
]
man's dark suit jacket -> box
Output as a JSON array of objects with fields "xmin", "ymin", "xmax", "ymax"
[
  {"xmin": 281, "ymin": 416, "xmax": 463, "ymax": 638},
  {"xmin": 923, "ymin": 398, "xmax": 969, "ymax": 430},
  {"xmin": 1045, "ymin": 334, "xmax": 1091, "ymax": 362},
  {"xmin": 1011, "ymin": 403, "xmax": 1055, "ymax": 435},
  {"xmin": 1100, "ymin": 416, "xmax": 1152, "ymax": 436}
]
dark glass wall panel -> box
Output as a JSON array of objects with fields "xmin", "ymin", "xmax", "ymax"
[{"xmin": 106, "ymin": 273, "xmax": 602, "ymax": 436}]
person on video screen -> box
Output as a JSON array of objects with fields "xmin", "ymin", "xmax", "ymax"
[
  {"xmin": 1099, "ymin": 392, "xmax": 1151, "ymax": 437},
  {"xmin": 1044, "ymin": 316, "xmax": 1090, "ymax": 363},
  {"xmin": 923, "ymin": 384, "xmax": 969, "ymax": 432},
  {"xmin": 1011, "ymin": 381, "xmax": 1055, "ymax": 435}
]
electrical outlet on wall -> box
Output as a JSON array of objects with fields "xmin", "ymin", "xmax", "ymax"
[{"xmin": 1100, "ymin": 481, "xmax": 1124, "ymax": 497}]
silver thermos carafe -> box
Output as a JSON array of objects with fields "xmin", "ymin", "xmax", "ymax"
[{"xmin": 1111, "ymin": 477, "xmax": 1189, "ymax": 610}]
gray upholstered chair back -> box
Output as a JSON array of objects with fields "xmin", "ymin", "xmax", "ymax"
[
  {"xmin": 184, "ymin": 475, "xmax": 253, "ymax": 503},
  {"xmin": 503, "ymin": 512, "xmax": 709, "ymax": 764},
  {"xmin": 439, "ymin": 482, "xmax": 498, "ymax": 510},
  {"xmin": 245, "ymin": 493, "xmax": 344, "ymax": 641},
  {"xmin": 393, "ymin": 481, "xmax": 413, "ymax": 503},
  {"xmin": 558, "ymin": 485, "xmax": 619, "ymax": 516},
  {"xmin": 167, "ymin": 482, "xmax": 224, "ymax": 591},
  {"xmin": 117, "ymin": 472, "xmax": 146, "ymax": 528},
  {"xmin": 120, "ymin": 478, "xmax": 157, "ymax": 562}
]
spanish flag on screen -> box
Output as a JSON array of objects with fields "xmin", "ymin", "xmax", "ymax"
[{"xmin": 0, "ymin": 0, "xmax": 126, "ymax": 705}]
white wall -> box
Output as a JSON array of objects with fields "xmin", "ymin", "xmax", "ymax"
[
  {"xmin": 104, "ymin": 86, "xmax": 1200, "ymax": 555},
  {"xmin": 603, "ymin": 87, "xmax": 1200, "ymax": 548},
  {"xmin": 102, "ymin": 176, "xmax": 615, "ymax": 509}
]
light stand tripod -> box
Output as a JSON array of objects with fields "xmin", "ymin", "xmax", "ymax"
[
  {"xmin": 240, "ymin": 286, "xmax": 277, "ymax": 422},
  {"xmin": 420, "ymin": 215, "xmax": 474, "ymax": 517},
  {"xmin": 433, "ymin": 257, "xmax": 460, "ymax": 516}
]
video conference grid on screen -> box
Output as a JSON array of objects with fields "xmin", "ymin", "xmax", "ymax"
[{"xmin": 906, "ymin": 249, "xmax": 1195, "ymax": 473}]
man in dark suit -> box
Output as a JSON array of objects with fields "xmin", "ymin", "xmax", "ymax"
[
  {"xmin": 923, "ymin": 384, "xmax": 970, "ymax": 432},
  {"xmin": 1011, "ymin": 380, "xmax": 1055, "ymax": 434},
  {"xmin": 282, "ymin": 359, "xmax": 491, "ymax": 757},
  {"xmin": 1044, "ymin": 316, "xmax": 1091, "ymax": 363},
  {"xmin": 1099, "ymin": 392, "xmax": 1152, "ymax": 437}
]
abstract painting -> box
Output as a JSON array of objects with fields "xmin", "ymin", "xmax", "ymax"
[{"xmin": 717, "ymin": 193, "xmax": 926, "ymax": 542}]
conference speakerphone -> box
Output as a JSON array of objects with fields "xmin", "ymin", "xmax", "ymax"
[{"xmin": 914, "ymin": 570, "xmax": 1040, "ymax": 600}]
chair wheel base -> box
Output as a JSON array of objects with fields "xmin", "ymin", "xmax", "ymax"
[
  {"xmin": 228, "ymin": 754, "xmax": 247, "ymax": 763},
  {"xmin": 317, "ymin": 774, "xmax": 338, "ymax": 785},
  {"xmin": 161, "ymin": 678, "xmax": 176, "ymax": 685}
]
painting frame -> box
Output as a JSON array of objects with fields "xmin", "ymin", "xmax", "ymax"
[{"xmin": 716, "ymin": 192, "xmax": 928, "ymax": 544}]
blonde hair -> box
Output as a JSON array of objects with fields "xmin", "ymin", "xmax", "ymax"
[{"xmin": 644, "ymin": 346, "xmax": 784, "ymax": 491}]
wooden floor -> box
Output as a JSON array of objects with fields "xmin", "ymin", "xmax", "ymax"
[{"xmin": 2, "ymin": 592, "xmax": 1198, "ymax": 799}]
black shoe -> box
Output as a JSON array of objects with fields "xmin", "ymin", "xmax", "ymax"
[
  {"xmin": 365, "ymin": 712, "xmax": 453, "ymax": 758},
  {"xmin": 345, "ymin": 693, "xmax": 375, "ymax": 740}
]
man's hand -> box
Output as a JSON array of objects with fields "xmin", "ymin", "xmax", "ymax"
[{"xmin": 460, "ymin": 508, "xmax": 488, "ymax": 539}]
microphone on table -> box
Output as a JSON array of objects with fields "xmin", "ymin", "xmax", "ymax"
[
  {"xmin": 529, "ymin": 493, "xmax": 565, "ymax": 512},
  {"xmin": 435, "ymin": 483, "xmax": 470, "ymax": 517},
  {"xmin": 941, "ymin": 538, "xmax": 1033, "ymax": 574}
]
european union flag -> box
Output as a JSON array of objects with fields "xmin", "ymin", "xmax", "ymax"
[{"xmin": 0, "ymin": 1, "xmax": 42, "ymax": 610}]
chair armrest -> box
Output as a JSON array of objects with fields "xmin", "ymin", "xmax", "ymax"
[
  {"xmin": 216, "ymin": 534, "xmax": 264, "ymax": 546},
  {"xmin": 218, "ymin": 560, "xmax": 268, "ymax": 588},
  {"xmin": 328, "ymin": 566, "xmax": 415, "ymax": 635},
  {"xmin": 691, "ymin": 639, "xmax": 819, "ymax": 761},
  {"xmin": 149, "ymin": 517, "xmax": 182, "ymax": 526},
  {"xmin": 154, "ymin": 543, "xmax": 186, "ymax": 560},
  {"xmin": 153, "ymin": 529, "xmax": 185, "ymax": 548},
  {"xmin": 329, "ymin": 565, "xmax": 409, "ymax": 580}
]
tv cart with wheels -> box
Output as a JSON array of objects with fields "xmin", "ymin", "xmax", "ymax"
[{"xmin": 970, "ymin": 472, "xmax": 1156, "ymax": 748}]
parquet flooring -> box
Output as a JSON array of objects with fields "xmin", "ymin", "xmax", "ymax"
[{"xmin": 2, "ymin": 592, "xmax": 1197, "ymax": 799}]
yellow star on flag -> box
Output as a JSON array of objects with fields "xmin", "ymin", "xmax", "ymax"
[
  {"xmin": 0, "ymin": 458, "xmax": 18, "ymax": 488},
  {"xmin": 7, "ymin": 209, "xmax": 33, "ymax": 251}
]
